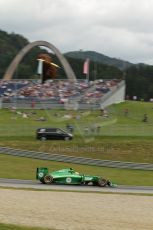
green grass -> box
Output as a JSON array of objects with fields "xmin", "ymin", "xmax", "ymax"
[
  {"xmin": 0, "ymin": 223, "xmax": 55, "ymax": 230},
  {"xmin": 1, "ymin": 136, "xmax": 153, "ymax": 163},
  {"xmin": 1, "ymin": 102, "xmax": 153, "ymax": 163},
  {"xmin": 1, "ymin": 154, "xmax": 153, "ymax": 186},
  {"xmin": 1, "ymin": 101, "xmax": 153, "ymax": 138},
  {"xmin": 1, "ymin": 101, "xmax": 153, "ymax": 186}
]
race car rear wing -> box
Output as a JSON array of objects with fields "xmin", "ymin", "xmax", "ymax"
[{"xmin": 36, "ymin": 167, "xmax": 49, "ymax": 179}]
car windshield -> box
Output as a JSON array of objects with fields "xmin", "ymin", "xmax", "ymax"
[
  {"xmin": 39, "ymin": 128, "xmax": 46, "ymax": 132},
  {"xmin": 57, "ymin": 129, "xmax": 67, "ymax": 134}
]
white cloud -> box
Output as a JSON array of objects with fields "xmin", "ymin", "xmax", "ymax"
[{"xmin": 0, "ymin": 0, "xmax": 153, "ymax": 64}]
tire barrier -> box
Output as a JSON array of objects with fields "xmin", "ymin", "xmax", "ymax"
[{"xmin": 0, "ymin": 146, "xmax": 153, "ymax": 170}]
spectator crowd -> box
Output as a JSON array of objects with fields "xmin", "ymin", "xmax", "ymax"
[{"xmin": 0, "ymin": 79, "xmax": 121, "ymax": 104}]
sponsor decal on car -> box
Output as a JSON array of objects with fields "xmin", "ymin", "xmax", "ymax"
[
  {"xmin": 39, "ymin": 172, "xmax": 44, "ymax": 177},
  {"xmin": 66, "ymin": 177, "xmax": 72, "ymax": 183}
]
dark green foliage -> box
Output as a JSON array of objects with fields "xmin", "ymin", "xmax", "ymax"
[
  {"xmin": 125, "ymin": 64, "xmax": 153, "ymax": 100},
  {"xmin": 65, "ymin": 50, "xmax": 132, "ymax": 70},
  {"xmin": 0, "ymin": 29, "xmax": 123, "ymax": 80},
  {"xmin": 64, "ymin": 56, "xmax": 122, "ymax": 80},
  {"xmin": 0, "ymin": 30, "xmax": 46, "ymax": 79}
]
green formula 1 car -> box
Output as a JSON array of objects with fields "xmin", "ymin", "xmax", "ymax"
[{"xmin": 36, "ymin": 167, "xmax": 116, "ymax": 187}]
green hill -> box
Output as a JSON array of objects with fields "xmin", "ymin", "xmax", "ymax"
[
  {"xmin": 0, "ymin": 30, "xmax": 38, "ymax": 78},
  {"xmin": 0, "ymin": 29, "xmax": 123, "ymax": 80},
  {"xmin": 65, "ymin": 50, "xmax": 132, "ymax": 70}
]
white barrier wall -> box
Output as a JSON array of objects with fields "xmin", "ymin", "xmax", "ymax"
[{"xmin": 100, "ymin": 80, "xmax": 125, "ymax": 108}]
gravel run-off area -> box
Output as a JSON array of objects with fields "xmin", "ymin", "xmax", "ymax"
[{"xmin": 0, "ymin": 189, "xmax": 153, "ymax": 230}]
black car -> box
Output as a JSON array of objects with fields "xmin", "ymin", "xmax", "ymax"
[{"xmin": 36, "ymin": 128, "xmax": 73, "ymax": 141}]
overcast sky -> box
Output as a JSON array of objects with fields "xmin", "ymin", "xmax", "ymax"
[{"xmin": 1, "ymin": 0, "xmax": 153, "ymax": 64}]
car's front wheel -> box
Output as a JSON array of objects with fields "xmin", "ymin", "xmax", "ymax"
[
  {"xmin": 40, "ymin": 136, "xmax": 47, "ymax": 141},
  {"xmin": 44, "ymin": 175, "xmax": 53, "ymax": 184},
  {"xmin": 97, "ymin": 178, "xmax": 108, "ymax": 187}
]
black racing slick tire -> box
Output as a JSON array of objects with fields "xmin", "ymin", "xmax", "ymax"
[
  {"xmin": 44, "ymin": 175, "xmax": 53, "ymax": 184},
  {"xmin": 97, "ymin": 178, "xmax": 108, "ymax": 187},
  {"xmin": 40, "ymin": 178, "xmax": 45, "ymax": 184}
]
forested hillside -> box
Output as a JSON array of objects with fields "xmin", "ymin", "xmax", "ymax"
[
  {"xmin": 65, "ymin": 50, "xmax": 132, "ymax": 70},
  {"xmin": 1, "ymin": 29, "xmax": 153, "ymax": 100},
  {"xmin": 0, "ymin": 29, "xmax": 122, "ymax": 80}
]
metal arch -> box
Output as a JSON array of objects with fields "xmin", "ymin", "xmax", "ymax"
[{"xmin": 3, "ymin": 40, "xmax": 77, "ymax": 81}]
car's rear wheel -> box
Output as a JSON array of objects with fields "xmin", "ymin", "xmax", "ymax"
[
  {"xmin": 64, "ymin": 136, "xmax": 70, "ymax": 141},
  {"xmin": 97, "ymin": 178, "xmax": 108, "ymax": 187},
  {"xmin": 44, "ymin": 175, "xmax": 53, "ymax": 184},
  {"xmin": 40, "ymin": 178, "xmax": 45, "ymax": 184},
  {"xmin": 40, "ymin": 136, "xmax": 46, "ymax": 141}
]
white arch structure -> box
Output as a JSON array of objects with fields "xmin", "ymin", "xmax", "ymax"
[{"xmin": 3, "ymin": 40, "xmax": 77, "ymax": 81}]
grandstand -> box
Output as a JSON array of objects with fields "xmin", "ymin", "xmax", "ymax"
[
  {"xmin": 0, "ymin": 79, "xmax": 125, "ymax": 109},
  {"xmin": 0, "ymin": 80, "xmax": 30, "ymax": 97}
]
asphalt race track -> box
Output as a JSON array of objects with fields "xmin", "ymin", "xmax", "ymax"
[{"xmin": 0, "ymin": 178, "xmax": 153, "ymax": 194}]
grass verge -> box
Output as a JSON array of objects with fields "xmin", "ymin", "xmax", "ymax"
[
  {"xmin": 0, "ymin": 223, "xmax": 55, "ymax": 230},
  {"xmin": 0, "ymin": 154, "xmax": 153, "ymax": 186}
]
